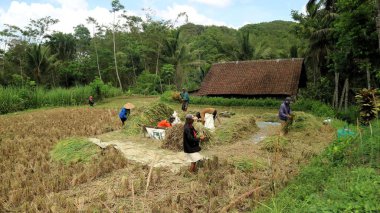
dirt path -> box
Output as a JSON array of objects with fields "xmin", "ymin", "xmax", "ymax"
[{"xmin": 89, "ymin": 122, "xmax": 280, "ymax": 173}]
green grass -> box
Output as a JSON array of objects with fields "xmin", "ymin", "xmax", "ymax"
[
  {"xmin": 161, "ymin": 91, "xmax": 337, "ymax": 118},
  {"xmin": 161, "ymin": 91, "xmax": 281, "ymax": 108},
  {"xmin": 50, "ymin": 138, "xmax": 100, "ymax": 164},
  {"xmin": 253, "ymin": 120, "xmax": 380, "ymax": 213},
  {"xmin": 0, "ymin": 84, "xmax": 122, "ymax": 114}
]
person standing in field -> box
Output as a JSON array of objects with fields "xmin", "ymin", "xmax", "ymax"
[
  {"xmin": 183, "ymin": 114, "xmax": 205, "ymax": 173},
  {"xmin": 119, "ymin": 103, "xmax": 135, "ymax": 126},
  {"xmin": 180, "ymin": 88, "xmax": 190, "ymax": 112},
  {"xmin": 278, "ymin": 97, "xmax": 292, "ymax": 136},
  {"xmin": 88, "ymin": 96, "xmax": 95, "ymax": 107}
]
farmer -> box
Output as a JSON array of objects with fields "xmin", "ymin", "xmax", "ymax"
[
  {"xmin": 184, "ymin": 114, "xmax": 205, "ymax": 173},
  {"xmin": 278, "ymin": 97, "xmax": 292, "ymax": 136},
  {"xmin": 88, "ymin": 96, "xmax": 94, "ymax": 107},
  {"xmin": 180, "ymin": 88, "xmax": 190, "ymax": 112},
  {"xmin": 157, "ymin": 116, "xmax": 175, "ymax": 128},
  {"xmin": 119, "ymin": 103, "xmax": 135, "ymax": 126},
  {"xmin": 195, "ymin": 108, "xmax": 221, "ymax": 126}
]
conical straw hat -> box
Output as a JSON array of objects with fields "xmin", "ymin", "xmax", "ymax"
[{"xmin": 124, "ymin": 103, "xmax": 135, "ymax": 109}]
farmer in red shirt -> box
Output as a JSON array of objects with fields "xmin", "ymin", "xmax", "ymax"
[{"xmin": 157, "ymin": 116, "xmax": 175, "ymax": 128}]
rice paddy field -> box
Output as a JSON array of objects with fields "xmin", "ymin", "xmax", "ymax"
[{"xmin": 0, "ymin": 95, "xmax": 335, "ymax": 212}]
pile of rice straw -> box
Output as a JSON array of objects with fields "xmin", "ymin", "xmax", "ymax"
[
  {"xmin": 124, "ymin": 103, "xmax": 174, "ymax": 135},
  {"xmin": 162, "ymin": 122, "xmax": 213, "ymax": 151}
]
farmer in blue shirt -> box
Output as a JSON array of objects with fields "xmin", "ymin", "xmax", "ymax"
[
  {"xmin": 119, "ymin": 103, "xmax": 134, "ymax": 126},
  {"xmin": 278, "ymin": 97, "xmax": 292, "ymax": 136},
  {"xmin": 180, "ymin": 88, "xmax": 190, "ymax": 112}
]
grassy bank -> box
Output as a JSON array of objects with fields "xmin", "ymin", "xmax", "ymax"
[
  {"xmin": 161, "ymin": 91, "xmax": 336, "ymax": 117},
  {"xmin": 0, "ymin": 84, "xmax": 122, "ymax": 114},
  {"xmin": 254, "ymin": 120, "xmax": 380, "ymax": 212}
]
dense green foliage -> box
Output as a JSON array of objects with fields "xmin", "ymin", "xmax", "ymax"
[
  {"xmin": 254, "ymin": 121, "xmax": 380, "ymax": 212},
  {"xmin": 292, "ymin": 98, "xmax": 335, "ymax": 117},
  {"xmin": 0, "ymin": 79, "xmax": 122, "ymax": 114},
  {"xmin": 293, "ymin": 0, "xmax": 379, "ymax": 109},
  {"xmin": 0, "ymin": 7, "xmax": 302, "ymax": 92}
]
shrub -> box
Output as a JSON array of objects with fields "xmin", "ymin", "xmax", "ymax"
[
  {"xmin": 355, "ymin": 88, "xmax": 380, "ymax": 125},
  {"xmin": 292, "ymin": 98, "xmax": 335, "ymax": 117},
  {"xmin": 335, "ymin": 106, "xmax": 360, "ymax": 124},
  {"xmin": 160, "ymin": 91, "xmax": 281, "ymax": 108},
  {"xmin": 132, "ymin": 71, "xmax": 161, "ymax": 95}
]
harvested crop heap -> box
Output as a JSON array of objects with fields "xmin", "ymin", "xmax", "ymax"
[
  {"xmin": 162, "ymin": 116, "xmax": 259, "ymax": 151},
  {"xmin": 171, "ymin": 92, "xmax": 182, "ymax": 103},
  {"xmin": 290, "ymin": 112, "xmax": 322, "ymax": 130},
  {"xmin": 162, "ymin": 122, "xmax": 213, "ymax": 151},
  {"xmin": 215, "ymin": 116, "xmax": 258, "ymax": 143},
  {"xmin": 124, "ymin": 103, "xmax": 174, "ymax": 135}
]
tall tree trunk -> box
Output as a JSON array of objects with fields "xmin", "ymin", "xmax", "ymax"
[
  {"xmin": 91, "ymin": 24, "xmax": 102, "ymax": 80},
  {"xmin": 155, "ymin": 45, "xmax": 164, "ymax": 93},
  {"xmin": 113, "ymin": 13, "xmax": 123, "ymax": 90},
  {"xmin": 344, "ymin": 78, "xmax": 349, "ymax": 111},
  {"xmin": 332, "ymin": 72, "xmax": 340, "ymax": 108},
  {"xmin": 366, "ymin": 65, "xmax": 371, "ymax": 89},
  {"xmin": 94, "ymin": 40, "xmax": 102, "ymax": 80},
  {"xmin": 339, "ymin": 78, "xmax": 348, "ymax": 111},
  {"xmin": 377, "ymin": 0, "xmax": 380, "ymax": 51},
  {"xmin": 19, "ymin": 58, "xmax": 23, "ymax": 86},
  {"xmin": 175, "ymin": 63, "xmax": 183, "ymax": 89},
  {"xmin": 131, "ymin": 58, "xmax": 137, "ymax": 85}
]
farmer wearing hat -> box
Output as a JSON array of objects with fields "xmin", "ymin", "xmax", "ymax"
[
  {"xmin": 157, "ymin": 116, "xmax": 175, "ymax": 128},
  {"xmin": 278, "ymin": 97, "xmax": 292, "ymax": 136},
  {"xmin": 183, "ymin": 114, "xmax": 205, "ymax": 172},
  {"xmin": 119, "ymin": 103, "xmax": 135, "ymax": 126},
  {"xmin": 180, "ymin": 88, "xmax": 190, "ymax": 112}
]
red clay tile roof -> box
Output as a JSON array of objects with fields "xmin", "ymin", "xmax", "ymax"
[{"xmin": 198, "ymin": 58, "xmax": 306, "ymax": 96}]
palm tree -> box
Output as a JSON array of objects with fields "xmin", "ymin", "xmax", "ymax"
[
  {"xmin": 293, "ymin": 0, "xmax": 338, "ymax": 106},
  {"xmin": 162, "ymin": 30, "xmax": 191, "ymax": 89},
  {"xmin": 45, "ymin": 32, "xmax": 76, "ymax": 61},
  {"xmin": 27, "ymin": 44, "xmax": 50, "ymax": 84},
  {"xmin": 238, "ymin": 31, "xmax": 253, "ymax": 60}
]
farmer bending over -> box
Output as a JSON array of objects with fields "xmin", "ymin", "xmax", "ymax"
[
  {"xmin": 157, "ymin": 116, "xmax": 175, "ymax": 128},
  {"xmin": 184, "ymin": 114, "xmax": 205, "ymax": 173},
  {"xmin": 278, "ymin": 97, "xmax": 292, "ymax": 136},
  {"xmin": 195, "ymin": 108, "xmax": 221, "ymax": 125},
  {"xmin": 180, "ymin": 88, "xmax": 190, "ymax": 112},
  {"xmin": 119, "ymin": 103, "xmax": 134, "ymax": 126}
]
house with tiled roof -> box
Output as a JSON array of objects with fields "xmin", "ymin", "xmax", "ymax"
[{"xmin": 197, "ymin": 58, "xmax": 307, "ymax": 97}]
